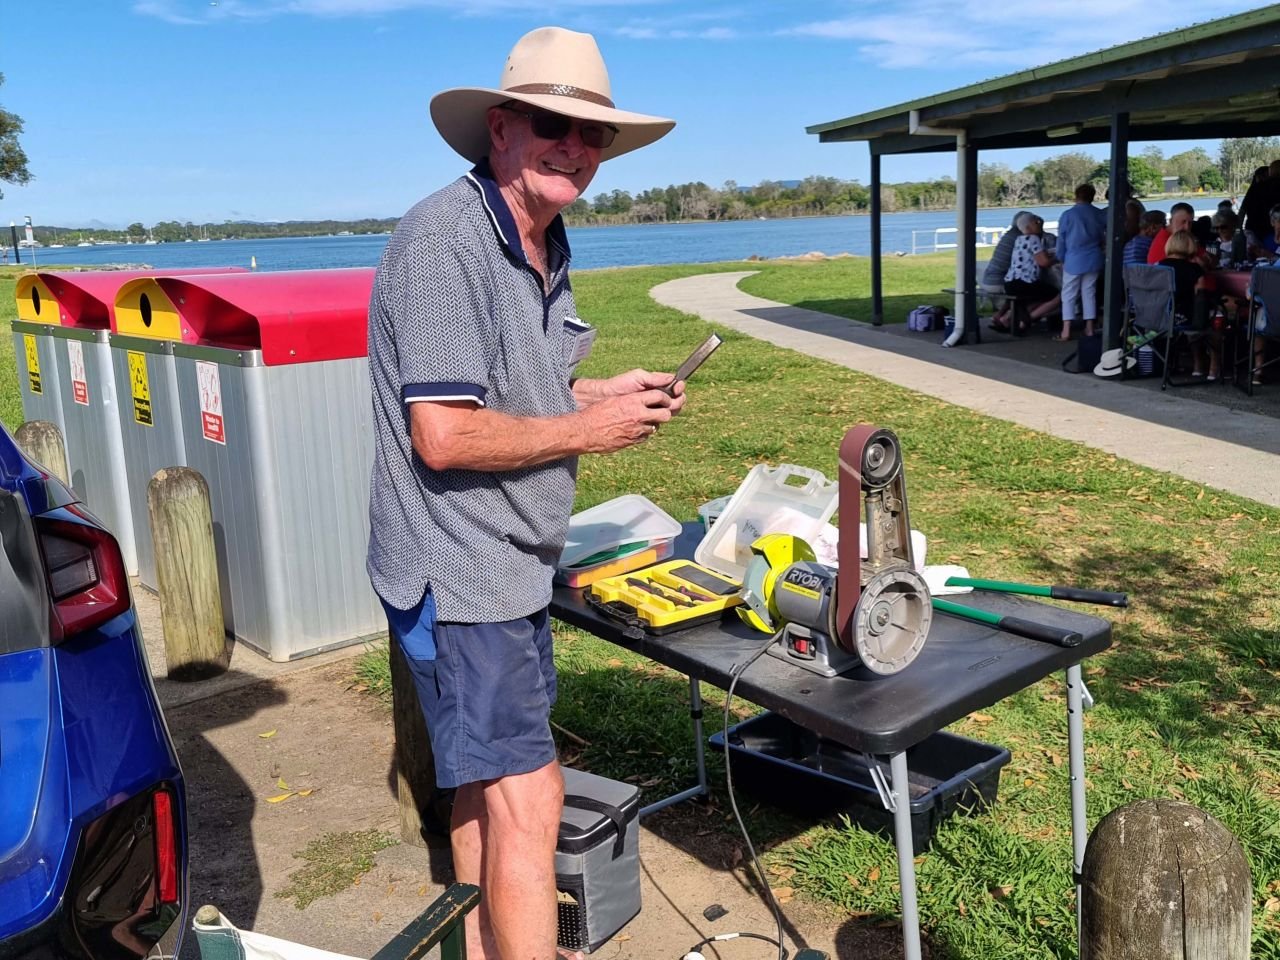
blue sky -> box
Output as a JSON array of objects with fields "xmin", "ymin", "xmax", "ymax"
[{"xmin": 0, "ymin": 0, "xmax": 1267, "ymax": 228}]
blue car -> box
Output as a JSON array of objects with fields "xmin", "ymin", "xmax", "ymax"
[{"xmin": 0, "ymin": 423, "xmax": 187, "ymax": 960}]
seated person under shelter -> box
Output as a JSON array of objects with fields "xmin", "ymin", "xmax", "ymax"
[
  {"xmin": 1251, "ymin": 204, "xmax": 1280, "ymax": 261},
  {"xmin": 1148, "ymin": 202, "xmax": 1210, "ymax": 266},
  {"xmin": 982, "ymin": 210, "xmax": 1033, "ymax": 327},
  {"xmin": 994, "ymin": 212, "xmax": 1061, "ymax": 334},
  {"xmin": 1125, "ymin": 210, "xmax": 1165, "ymax": 265},
  {"xmin": 1159, "ymin": 229, "xmax": 1219, "ymax": 380}
]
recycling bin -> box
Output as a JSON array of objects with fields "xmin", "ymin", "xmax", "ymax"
[
  {"xmin": 111, "ymin": 270, "xmax": 246, "ymax": 590},
  {"xmin": 158, "ymin": 268, "xmax": 380, "ymax": 661},
  {"xmin": 12, "ymin": 273, "xmax": 67, "ymax": 436},
  {"xmin": 33, "ymin": 268, "xmax": 246, "ymax": 578}
]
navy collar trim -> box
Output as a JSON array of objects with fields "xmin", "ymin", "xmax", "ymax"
[{"xmin": 465, "ymin": 159, "xmax": 573, "ymax": 276}]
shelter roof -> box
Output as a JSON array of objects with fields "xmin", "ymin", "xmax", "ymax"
[{"xmin": 807, "ymin": 7, "xmax": 1280, "ymax": 154}]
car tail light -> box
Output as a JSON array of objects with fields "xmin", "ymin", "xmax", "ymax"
[
  {"xmin": 37, "ymin": 506, "xmax": 130, "ymax": 641},
  {"xmin": 153, "ymin": 790, "xmax": 179, "ymax": 905}
]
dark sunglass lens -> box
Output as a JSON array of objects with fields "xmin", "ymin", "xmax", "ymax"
[
  {"xmin": 578, "ymin": 123, "xmax": 617, "ymax": 150},
  {"xmin": 529, "ymin": 111, "xmax": 572, "ymax": 141}
]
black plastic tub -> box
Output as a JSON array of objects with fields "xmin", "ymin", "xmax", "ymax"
[{"xmin": 709, "ymin": 712, "xmax": 1011, "ymax": 854}]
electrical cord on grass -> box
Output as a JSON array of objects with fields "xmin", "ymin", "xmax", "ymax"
[{"xmin": 688, "ymin": 629, "xmax": 788, "ymax": 960}]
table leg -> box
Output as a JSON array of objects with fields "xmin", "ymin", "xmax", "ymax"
[
  {"xmin": 1066, "ymin": 664, "xmax": 1087, "ymax": 945},
  {"xmin": 890, "ymin": 751, "xmax": 923, "ymax": 960},
  {"xmin": 640, "ymin": 676, "xmax": 710, "ymax": 817}
]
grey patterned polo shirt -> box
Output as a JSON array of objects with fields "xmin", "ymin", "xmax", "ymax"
[{"xmin": 367, "ymin": 160, "xmax": 581, "ymax": 622}]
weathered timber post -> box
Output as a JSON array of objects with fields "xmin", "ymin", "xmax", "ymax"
[
  {"xmin": 147, "ymin": 467, "xmax": 229, "ymax": 681},
  {"xmin": 15, "ymin": 420, "xmax": 69, "ymax": 486},
  {"xmin": 391, "ymin": 634, "xmax": 453, "ymax": 847},
  {"xmin": 1081, "ymin": 799, "xmax": 1251, "ymax": 959}
]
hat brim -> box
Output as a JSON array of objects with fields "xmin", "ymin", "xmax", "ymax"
[
  {"xmin": 430, "ymin": 87, "xmax": 675, "ymax": 163},
  {"xmin": 1093, "ymin": 356, "xmax": 1137, "ymax": 377}
]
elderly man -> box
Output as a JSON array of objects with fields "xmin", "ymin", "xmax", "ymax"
[
  {"xmin": 366, "ymin": 27, "xmax": 677, "ymax": 960},
  {"xmin": 1148, "ymin": 201, "xmax": 1210, "ymax": 268}
]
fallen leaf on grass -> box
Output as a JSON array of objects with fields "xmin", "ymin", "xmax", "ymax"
[
  {"xmin": 277, "ymin": 777, "xmax": 289, "ymax": 790},
  {"xmin": 266, "ymin": 792, "xmax": 295, "ymax": 804},
  {"xmin": 970, "ymin": 712, "xmax": 994, "ymax": 724},
  {"xmin": 297, "ymin": 789, "xmax": 315, "ymax": 797},
  {"xmin": 989, "ymin": 885, "xmax": 1013, "ymax": 900},
  {"xmin": 867, "ymin": 866, "xmax": 881, "ymax": 883},
  {"xmin": 769, "ymin": 865, "xmax": 797, "ymax": 880},
  {"xmin": 258, "ymin": 730, "xmax": 277, "ymax": 739},
  {"xmin": 1265, "ymin": 897, "xmax": 1280, "ymax": 914}
]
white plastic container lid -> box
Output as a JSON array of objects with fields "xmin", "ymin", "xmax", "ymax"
[
  {"xmin": 695, "ymin": 464, "xmax": 839, "ymax": 581},
  {"xmin": 559, "ymin": 494, "xmax": 682, "ymax": 569}
]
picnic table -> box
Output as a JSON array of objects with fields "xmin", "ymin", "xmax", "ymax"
[{"xmin": 549, "ymin": 523, "xmax": 1113, "ymax": 960}]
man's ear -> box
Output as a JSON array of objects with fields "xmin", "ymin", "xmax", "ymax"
[{"xmin": 486, "ymin": 105, "xmax": 510, "ymax": 152}]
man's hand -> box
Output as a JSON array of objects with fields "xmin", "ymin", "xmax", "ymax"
[
  {"xmin": 579, "ymin": 388, "xmax": 679, "ymax": 453},
  {"xmin": 574, "ymin": 368, "xmax": 687, "ymax": 415}
]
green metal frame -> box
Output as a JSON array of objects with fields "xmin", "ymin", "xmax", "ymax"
[{"xmin": 370, "ymin": 883, "xmax": 481, "ymax": 960}]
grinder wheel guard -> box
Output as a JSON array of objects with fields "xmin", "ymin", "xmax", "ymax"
[{"xmin": 837, "ymin": 426, "xmax": 932, "ymax": 674}]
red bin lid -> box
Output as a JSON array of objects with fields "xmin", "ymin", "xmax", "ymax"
[
  {"xmin": 156, "ymin": 268, "xmax": 374, "ymax": 365},
  {"xmin": 39, "ymin": 268, "xmax": 247, "ymax": 329}
]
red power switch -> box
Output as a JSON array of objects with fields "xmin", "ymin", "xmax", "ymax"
[{"xmin": 794, "ymin": 638, "xmax": 808, "ymax": 655}]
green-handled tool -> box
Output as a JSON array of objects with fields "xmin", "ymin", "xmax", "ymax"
[
  {"xmin": 945, "ymin": 576, "xmax": 1128, "ymax": 608},
  {"xmin": 932, "ymin": 597, "xmax": 1083, "ymax": 648}
]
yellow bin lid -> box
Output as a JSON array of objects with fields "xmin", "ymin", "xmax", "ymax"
[{"xmin": 14, "ymin": 274, "xmax": 60, "ymax": 324}]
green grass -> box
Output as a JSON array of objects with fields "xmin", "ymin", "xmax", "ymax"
[
  {"xmin": 275, "ymin": 829, "xmax": 399, "ymax": 910},
  {"xmin": 736, "ymin": 253, "xmax": 958, "ymax": 324},
  {"xmin": 358, "ymin": 258, "xmax": 1280, "ymax": 958},
  {"xmin": 1, "ymin": 266, "xmax": 25, "ymax": 430}
]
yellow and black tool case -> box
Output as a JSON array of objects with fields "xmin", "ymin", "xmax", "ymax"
[{"xmin": 586, "ymin": 559, "xmax": 742, "ymax": 635}]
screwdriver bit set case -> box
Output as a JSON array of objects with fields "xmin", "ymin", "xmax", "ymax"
[{"xmin": 586, "ymin": 559, "xmax": 743, "ymax": 634}]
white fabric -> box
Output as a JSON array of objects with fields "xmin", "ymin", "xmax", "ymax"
[
  {"xmin": 1061, "ymin": 270, "xmax": 1100, "ymax": 322},
  {"xmin": 194, "ymin": 909, "xmax": 365, "ymax": 960}
]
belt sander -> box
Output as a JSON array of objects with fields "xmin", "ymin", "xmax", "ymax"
[{"xmin": 738, "ymin": 426, "xmax": 932, "ymax": 678}]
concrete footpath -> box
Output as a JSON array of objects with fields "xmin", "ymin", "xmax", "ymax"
[{"xmin": 651, "ymin": 272, "xmax": 1280, "ymax": 508}]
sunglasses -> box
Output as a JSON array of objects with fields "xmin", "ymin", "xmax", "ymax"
[{"xmin": 499, "ymin": 104, "xmax": 618, "ymax": 150}]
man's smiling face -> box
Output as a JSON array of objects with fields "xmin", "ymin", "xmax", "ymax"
[{"xmin": 488, "ymin": 105, "xmax": 602, "ymax": 224}]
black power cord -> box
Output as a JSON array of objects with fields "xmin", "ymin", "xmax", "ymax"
[{"xmin": 703, "ymin": 630, "xmax": 788, "ymax": 960}]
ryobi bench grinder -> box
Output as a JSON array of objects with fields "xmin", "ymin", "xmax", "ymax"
[{"xmin": 738, "ymin": 425, "xmax": 932, "ymax": 678}]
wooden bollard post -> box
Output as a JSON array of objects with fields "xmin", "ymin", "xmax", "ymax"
[
  {"xmin": 15, "ymin": 420, "xmax": 69, "ymax": 486},
  {"xmin": 1082, "ymin": 799, "xmax": 1252, "ymax": 959},
  {"xmin": 147, "ymin": 467, "xmax": 229, "ymax": 681},
  {"xmin": 390, "ymin": 635, "xmax": 453, "ymax": 847}
]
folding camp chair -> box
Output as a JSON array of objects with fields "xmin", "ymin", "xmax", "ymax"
[
  {"xmin": 193, "ymin": 884, "xmax": 480, "ymax": 960},
  {"xmin": 1122, "ymin": 264, "xmax": 1200, "ymax": 390},
  {"xmin": 1239, "ymin": 266, "xmax": 1280, "ymax": 395}
]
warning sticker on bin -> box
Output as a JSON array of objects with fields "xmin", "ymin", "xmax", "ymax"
[
  {"xmin": 196, "ymin": 360, "xmax": 226, "ymax": 445},
  {"xmin": 128, "ymin": 351, "xmax": 153, "ymax": 426},
  {"xmin": 23, "ymin": 335, "xmax": 41, "ymax": 394},
  {"xmin": 68, "ymin": 340, "xmax": 89, "ymax": 406}
]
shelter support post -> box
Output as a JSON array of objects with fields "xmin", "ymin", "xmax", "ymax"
[
  {"xmin": 1103, "ymin": 112, "xmax": 1130, "ymax": 349},
  {"xmin": 870, "ymin": 148, "xmax": 883, "ymax": 326},
  {"xmin": 958, "ymin": 138, "xmax": 979, "ymax": 344}
]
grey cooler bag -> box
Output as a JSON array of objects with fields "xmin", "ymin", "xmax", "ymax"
[{"xmin": 556, "ymin": 766, "xmax": 642, "ymax": 953}]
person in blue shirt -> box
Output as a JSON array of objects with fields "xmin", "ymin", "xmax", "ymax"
[
  {"xmin": 1124, "ymin": 210, "xmax": 1164, "ymax": 265},
  {"xmin": 1054, "ymin": 183, "xmax": 1109, "ymax": 341}
]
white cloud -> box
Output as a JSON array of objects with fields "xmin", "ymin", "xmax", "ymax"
[
  {"xmin": 609, "ymin": 7, "xmax": 741, "ymax": 41},
  {"xmin": 782, "ymin": 0, "xmax": 1265, "ymax": 72}
]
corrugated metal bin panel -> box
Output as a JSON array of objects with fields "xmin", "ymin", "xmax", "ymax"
[
  {"xmin": 109, "ymin": 335, "xmax": 186, "ymax": 590},
  {"xmin": 52, "ymin": 328, "xmax": 137, "ymax": 572},
  {"xmin": 164, "ymin": 267, "xmax": 378, "ymax": 661}
]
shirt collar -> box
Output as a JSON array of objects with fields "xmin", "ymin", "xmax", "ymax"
[{"xmin": 465, "ymin": 159, "xmax": 573, "ymax": 277}]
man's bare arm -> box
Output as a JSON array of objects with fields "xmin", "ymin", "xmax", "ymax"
[{"xmin": 410, "ymin": 391, "xmax": 675, "ymax": 471}]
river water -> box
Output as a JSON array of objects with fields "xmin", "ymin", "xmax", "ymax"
[{"xmin": 15, "ymin": 197, "xmax": 1231, "ymax": 273}]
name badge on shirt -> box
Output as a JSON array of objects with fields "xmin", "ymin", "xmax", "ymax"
[{"xmin": 564, "ymin": 316, "xmax": 597, "ymax": 368}]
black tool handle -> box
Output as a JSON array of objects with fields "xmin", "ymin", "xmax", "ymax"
[
  {"xmin": 1050, "ymin": 585, "xmax": 1129, "ymax": 607},
  {"xmin": 1000, "ymin": 615, "xmax": 1083, "ymax": 648}
]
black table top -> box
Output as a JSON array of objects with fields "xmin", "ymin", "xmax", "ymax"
[{"xmin": 550, "ymin": 524, "xmax": 1112, "ymax": 754}]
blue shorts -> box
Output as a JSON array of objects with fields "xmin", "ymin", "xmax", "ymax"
[{"xmin": 382, "ymin": 589, "xmax": 558, "ymax": 789}]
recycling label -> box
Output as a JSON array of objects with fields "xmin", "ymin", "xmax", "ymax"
[
  {"xmin": 23, "ymin": 335, "xmax": 41, "ymax": 394},
  {"xmin": 128, "ymin": 351, "xmax": 153, "ymax": 426}
]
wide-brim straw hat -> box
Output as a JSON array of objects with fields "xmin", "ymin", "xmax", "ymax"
[
  {"xmin": 1094, "ymin": 347, "xmax": 1137, "ymax": 378},
  {"xmin": 430, "ymin": 27, "xmax": 675, "ymax": 164}
]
